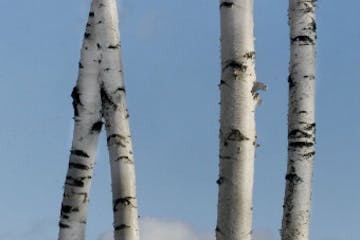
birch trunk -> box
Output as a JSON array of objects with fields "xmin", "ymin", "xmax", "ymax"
[
  {"xmin": 59, "ymin": 1, "xmax": 139, "ymax": 239},
  {"xmin": 216, "ymin": 1, "xmax": 264, "ymax": 240},
  {"xmin": 58, "ymin": 1, "xmax": 102, "ymax": 239},
  {"xmin": 281, "ymin": 1, "xmax": 317, "ymax": 240},
  {"xmin": 97, "ymin": 0, "xmax": 140, "ymax": 239}
]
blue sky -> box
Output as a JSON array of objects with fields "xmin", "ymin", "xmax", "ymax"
[{"xmin": 0, "ymin": 0, "xmax": 359, "ymax": 239}]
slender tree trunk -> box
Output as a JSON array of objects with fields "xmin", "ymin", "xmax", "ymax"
[
  {"xmin": 281, "ymin": 1, "xmax": 317, "ymax": 240},
  {"xmin": 98, "ymin": 0, "xmax": 140, "ymax": 239},
  {"xmin": 216, "ymin": 1, "xmax": 264, "ymax": 240},
  {"xmin": 58, "ymin": 1, "xmax": 102, "ymax": 239},
  {"xmin": 58, "ymin": 1, "xmax": 139, "ymax": 239}
]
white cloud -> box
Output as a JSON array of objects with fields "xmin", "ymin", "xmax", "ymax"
[
  {"xmin": 98, "ymin": 231, "xmax": 113, "ymax": 240},
  {"xmin": 98, "ymin": 217, "xmax": 213, "ymax": 240},
  {"xmin": 253, "ymin": 229, "xmax": 275, "ymax": 240},
  {"xmin": 98, "ymin": 217, "xmax": 274, "ymax": 240},
  {"xmin": 140, "ymin": 218, "xmax": 213, "ymax": 240}
]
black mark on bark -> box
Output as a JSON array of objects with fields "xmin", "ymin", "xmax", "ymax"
[
  {"xmin": 310, "ymin": 19, "xmax": 317, "ymax": 32},
  {"xmin": 113, "ymin": 197, "xmax": 136, "ymax": 211},
  {"xmin": 79, "ymin": 62, "xmax": 84, "ymax": 69},
  {"xmin": 115, "ymin": 224, "xmax": 131, "ymax": 231},
  {"xmin": 220, "ymin": 2, "xmax": 234, "ymax": 8},
  {"xmin": 101, "ymin": 87, "xmax": 117, "ymax": 109},
  {"xmin": 289, "ymin": 141, "xmax": 314, "ymax": 148},
  {"xmin": 288, "ymin": 75, "xmax": 295, "ymax": 88},
  {"xmin": 60, "ymin": 204, "xmax": 79, "ymax": 219},
  {"xmin": 97, "ymin": 43, "xmax": 102, "ymax": 49},
  {"xmin": 243, "ymin": 51, "xmax": 255, "ymax": 59},
  {"xmin": 69, "ymin": 162, "xmax": 90, "ymax": 170},
  {"xmin": 218, "ymin": 79, "xmax": 231, "ymax": 88},
  {"xmin": 291, "ymin": 35, "xmax": 314, "ymax": 45},
  {"xmin": 71, "ymin": 86, "xmax": 82, "ymax": 117},
  {"xmin": 219, "ymin": 155, "xmax": 232, "ymax": 160},
  {"xmin": 285, "ymin": 173, "xmax": 303, "ymax": 184},
  {"xmin": 304, "ymin": 1, "xmax": 317, "ymax": 13},
  {"xmin": 304, "ymin": 75, "xmax": 315, "ymax": 80},
  {"xmin": 84, "ymin": 32, "xmax": 91, "ymax": 39},
  {"xmin": 216, "ymin": 177, "xmax": 224, "ymax": 185},
  {"xmin": 89, "ymin": 12, "xmax": 94, "ymax": 17},
  {"xmin": 116, "ymin": 156, "xmax": 133, "ymax": 164},
  {"xmin": 71, "ymin": 150, "xmax": 90, "ymax": 158},
  {"xmin": 66, "ymin": 176, "xmax": 91, "ymax": 188},
  {"xmin": 59, "ymin": 222, "xmax": 70, "ymax": 228},
  {"xmin": 114, "ymin": 87, "xmax": 126, "ymax": 93},
  {"xmin": 224, "ymin": 129, "xmax": 249, "ymax": 146},
  {"xmin": 61, "ymin": 205, "xmax": 72, "ymax": 214},
  {"xmin": 60, "ymin": 204, "xmax": 72, "ymax": 219},
  {"xmin": 91, "ymin": 121, "xmax": 103, "ymax": 133},
  {"xmin": 288, "ymin": 129, "xmax": 312, "ymax": 139},
  {"xmin": 115, "ymin": 224, "xmax": 130, "ymax": 231},
  {"xmin": 108, "ymin": 43, "xmax": 120, "ymax": 49},
  {"xmin": 304, "ymin": 123, "xmax": 316, "ymax": 131},
  {"xmin": 222, "ymin": 61, "xmax": 247, "ymax": 73},
  {"xmin": 303, "ymin": 151, "xmax": 315, "ymax": 159},
  {"xmin": 107, "ymin": 134, "xmax": 127, "ymax": 147}
]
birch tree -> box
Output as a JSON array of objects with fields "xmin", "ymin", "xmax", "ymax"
[
  {"xmin": 58, "ymin": 1, "xmax": 139, "ymax": 240},
  {"xmin": 281, "ymin": 1, "xmax": 317, "ymax": 240},
  {"xmin": 216, "ymin": 1, "xmax": 265, "ymax": 240}
]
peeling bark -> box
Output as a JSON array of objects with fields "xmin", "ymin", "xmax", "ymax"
[
  {"xmin": 58, "ymin": 1, "xmax": 139, "ymax": 240},
  {"xmin": 216, "ymin": 1, "xmax": 264, "ymax": 240},
  {"xmin": 281, "ymin": 1, "xmax": 317, "ymax": 240}
]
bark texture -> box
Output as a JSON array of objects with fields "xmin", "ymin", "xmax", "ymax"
[
  {"xmin": 58, "ymin": 1, "xmax": 139, "ymax": 240},
  {"xmin": 216, "ymin": 1, "xmax": 264, "ymax": 240},
  {"xmin": 281, "ymin": 1, "xmax": 317, "ymax": 240},
  {"xmin": 58, "ymin": 1, "xmax": 102, "ymax": 239},
  {"xmin": 98, "ymin": 1, "xmax": 139, "ymax": 239}
]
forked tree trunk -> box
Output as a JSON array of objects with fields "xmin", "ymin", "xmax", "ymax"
[
  {"xmin": 281, "ymin": 1, "xmax": 317, "ymax": 240},
  {"xmin": 216, "ymin": 1, "xmax": 264, "ymax": 240},
  {"xmin": 58, "ymin": 1, "xmax": 139, "ymax": 240}
]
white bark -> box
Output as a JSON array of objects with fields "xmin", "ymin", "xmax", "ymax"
[
  {"xmin": 281, "ymin": 1, "xmax": 317, "ymax": 240},
  {"xmin": 216, "ymin": 1, "xmax": 264, "ymax": 240},
  {"xmin": 97, "ymin": 0, "xmax": 140, "ymax": 239},
  {"xmin": 59, "ymin": 1, "xmax": 102, "ymax": 239},
  {"xmin": 59, "ymin": 1, "xmax": 139, "ymax": 240}
]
